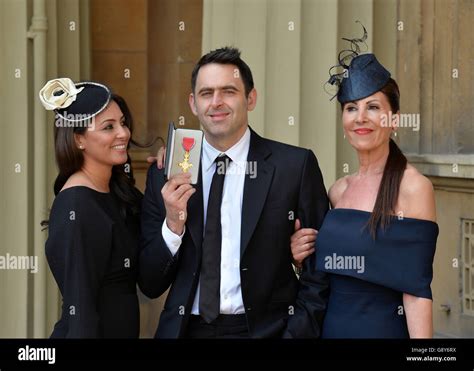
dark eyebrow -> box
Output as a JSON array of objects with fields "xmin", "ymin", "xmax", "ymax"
[
  {"xmin": 197, "ymin": 87, "xmax": 214, "ymax": 95},
  {"xmin": 221, "ymin": 85, "xmax": 238, "ymax": 90},
  {"xmin": 197, "ymin": 85, "xmax": 239, "ymax": 95},
  {"xmin": 100, "ymin": 115, "xmax": 125, "ymax": 126},
  {"xmin": 366, "ymin": 100, "xmax": 381, "ymax": 104}
]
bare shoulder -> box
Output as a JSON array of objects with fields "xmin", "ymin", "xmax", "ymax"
[
  {"xmin": 401, "ymin": 165, "xmax": 434, "ymax": 194},
  {"xmin": 328, "ymin": 175, "xmax": 350, "ymax": 208},
  {"xmin": 398, "ymin": 165, "xmax": 436, "ymax": 222}
]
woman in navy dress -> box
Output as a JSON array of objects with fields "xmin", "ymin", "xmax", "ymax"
[{"xmin": 286, "ymin": 26, "xmax": 438, "ymax": 338}]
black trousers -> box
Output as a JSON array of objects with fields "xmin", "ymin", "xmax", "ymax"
[{"xmin": 184, "ymin": 314, "xmax": 249, "ymax": 338}]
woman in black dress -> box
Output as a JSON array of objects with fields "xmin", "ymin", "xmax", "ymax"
[{"xmin": 40, "ymin": 78, "xmax": 143, "ymax": 337}]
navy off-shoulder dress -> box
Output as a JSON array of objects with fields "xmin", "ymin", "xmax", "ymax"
[
  {"xmin": 315, "ymin": 208, "xmax": 438, "ymax": 338},
  {"xmin": 45, "ymin": 186, "xmax": 141, "ymax": 338}
]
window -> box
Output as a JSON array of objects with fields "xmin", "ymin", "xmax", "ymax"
[{"xmin": 462, "ymin": 219, "xmax": 474, "ymax": 316}]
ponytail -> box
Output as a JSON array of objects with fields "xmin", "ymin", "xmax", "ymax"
[{"xmin": 367, "ymin": 138, "xmax": 407, "ymax": 238}]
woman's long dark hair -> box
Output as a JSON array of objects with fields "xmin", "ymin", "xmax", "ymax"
[
  {"xmin": 52, "ymin": 94, "xmax": 148, "ymax": 220},
  {"xmin": 343, "ymin": 78, "xmax": 407, "ymax": 238}
]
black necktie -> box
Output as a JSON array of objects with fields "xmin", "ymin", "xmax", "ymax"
[{"xmin": 199, "ymin": 154, "xmax": 231, "ymax": 323}]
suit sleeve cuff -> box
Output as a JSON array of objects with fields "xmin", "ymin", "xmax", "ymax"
[{"xmin": 162, "ymin": 221, "xmax": 185, "ymax": 256}]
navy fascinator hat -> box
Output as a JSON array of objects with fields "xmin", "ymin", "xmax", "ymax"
[
  {"xmin": 326, "ymin": 22, "xmax": 391, "ymax": 104},
  {"xmin": 39, "ymin": 78, "xmax": 111, "ymax": 125}
]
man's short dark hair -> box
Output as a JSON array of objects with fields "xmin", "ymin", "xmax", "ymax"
[{"xmin": 191, "ymin": 47, "xmax": 254, "ymax": 97}]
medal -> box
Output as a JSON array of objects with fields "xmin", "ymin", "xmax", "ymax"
[{"xmin": 178, "ymin": 137, "xmax": 195, "ymax": 173}]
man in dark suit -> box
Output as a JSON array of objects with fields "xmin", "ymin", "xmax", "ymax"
[{"xmin": 139, "ymin": 47, "xmax": 329, "ymax": 338}]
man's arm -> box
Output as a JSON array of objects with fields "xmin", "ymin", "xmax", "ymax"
[
  {"xmin": 284, "ymin": 149, "xmax": 330, "ymax": 338},
  {"xmin": 137, "ymin": 165, "xmax": 193, "ymax": 298}
]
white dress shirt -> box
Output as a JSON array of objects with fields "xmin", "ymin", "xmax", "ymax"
[{"xmin": 162, "ymin": 127, "xmax": 251, "ymax": 315}]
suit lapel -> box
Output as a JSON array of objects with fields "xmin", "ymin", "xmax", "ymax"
[
  {"xmin": 241, "ymin": 129, "xmax": 274, "ymax": 257},
  {"xmin": 186, "ymin": 165, "xmax": 203, "ymax": 251}
]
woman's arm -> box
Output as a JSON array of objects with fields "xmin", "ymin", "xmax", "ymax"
[
  {"xmin": 400, "ymin": 166, "xmax": 437, "ymax": 338},
  {"xmin": 46, "ymin": 190, "xmax": 112, "ymax": 337},
  {"xmin": 403, "ymin": 294, "xmax": 433, "ymax": 338}
]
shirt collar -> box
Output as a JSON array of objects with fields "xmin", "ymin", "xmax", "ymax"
[{"xmin": 202, "ymin": 127, "xmax": 251, "ymax": 172}]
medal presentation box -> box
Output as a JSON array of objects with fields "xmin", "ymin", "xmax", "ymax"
[{"xmin": 164, "ymin": 122, "xmax": 204, "ymax": 184}]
